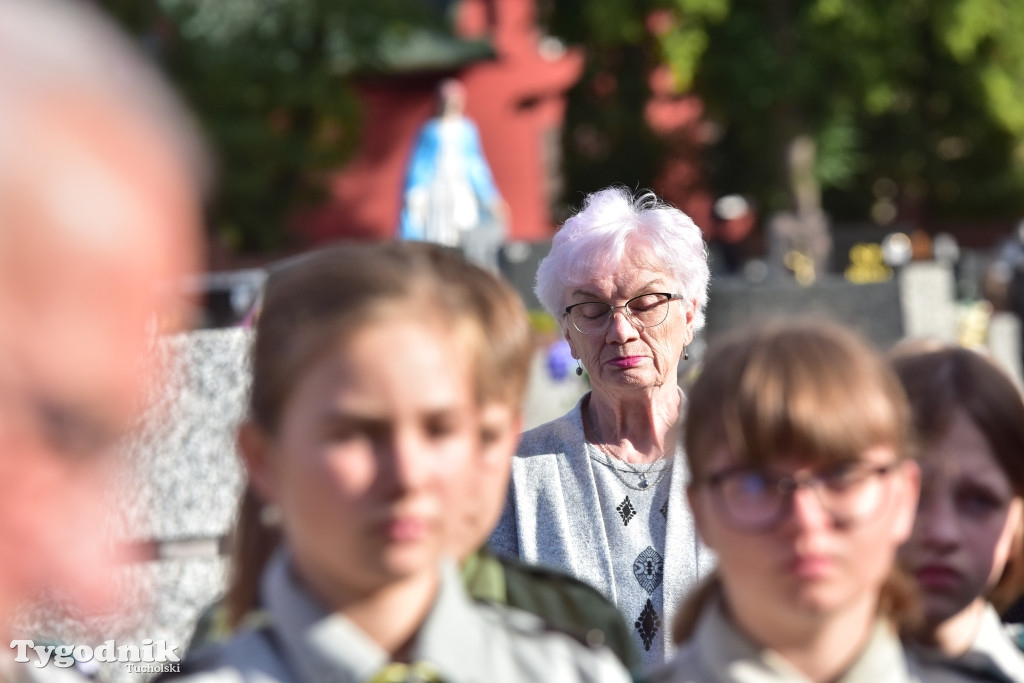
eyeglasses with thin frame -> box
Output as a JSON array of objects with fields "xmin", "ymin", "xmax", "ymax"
[
  {"xmin": 698, "ymin": 460, "xmax": 901, "ymax": 533},
  {"xmin": 564, "ymin": 293, "xmax": 684, "ymax": 335}
]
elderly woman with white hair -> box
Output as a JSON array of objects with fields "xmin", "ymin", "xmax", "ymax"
[{"xmin": 490, "ymin": 186, "xmax": 713, "ymax": 669}]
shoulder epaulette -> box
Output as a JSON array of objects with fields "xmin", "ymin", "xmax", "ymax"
[{"xmin": 475, "ymin": 601, "xmax": 607, "ymax": 652}]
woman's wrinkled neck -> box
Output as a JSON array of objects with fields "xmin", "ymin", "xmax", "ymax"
[
  {"xmin": 919, "ymin": 597, "xmax": 986, "ymax": 658},
  {"xmin": 585, "ymin": 383, "xmax": 682, "ymax": 464}
]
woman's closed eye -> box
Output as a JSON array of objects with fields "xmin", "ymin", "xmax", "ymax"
[
  {"xmin": 627, "ymin": 293, "xmax": 666, "ymax": 312},
  {"xmin": 576, "ymin": 303, "xmax": 608, "ymax": 320}
]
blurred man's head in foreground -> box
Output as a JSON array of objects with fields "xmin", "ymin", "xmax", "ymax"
[{"xmin": 0, "ymin": 0, "xmax": 204, "ymax": 617}]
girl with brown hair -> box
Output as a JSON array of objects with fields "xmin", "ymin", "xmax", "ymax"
[
  {"xmin": 892, "ymin": 344, "xmax": 1024, "ymax": 681},
  {"xmin": 654, "ymin": 319, "xmax": 970, "ymax": 683},
  {"xmin": 175, "ymin": 242, "xmax": 629, "ymax": 683}
]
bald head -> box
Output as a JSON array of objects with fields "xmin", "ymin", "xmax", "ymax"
[{"xmin": 0, "ymin": 0, "xmax": 204, "ymax": 616}]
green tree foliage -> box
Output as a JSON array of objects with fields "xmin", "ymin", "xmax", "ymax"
[
  {"xmin": 653, "ymin": 0, "xmax": 1024, "ymax": 224},
  {"xmin": 543, "ymin": 1, "xmax": 666, "ymax": 217},
  {"xmin": 100, "ymin": 0, "xmax": 488, "ymax": 253}
]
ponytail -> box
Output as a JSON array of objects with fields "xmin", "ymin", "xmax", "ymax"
[{"xmin": 224, "ymin": 485, "xmax": 280, "ymax": 628}]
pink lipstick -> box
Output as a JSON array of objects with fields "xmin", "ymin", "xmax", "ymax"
[{"xmin": 608, "ymin": 356, "xmax": 643, "ymax": 368}]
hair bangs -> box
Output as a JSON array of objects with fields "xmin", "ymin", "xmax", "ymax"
[
  {"xmin": 687, "ymin": 319, "xmax": 907, "ymax": 479},
  {"xmin": 892, "ymin": 345, "xmax": 1024, "ymax": 497},
  {"xmin": 250, "ymin": 243, "xmax": 483, "ymax": 432},
  {"xmin": 733, "ymin": 339, "xmax": 899, "ymax": 469}
]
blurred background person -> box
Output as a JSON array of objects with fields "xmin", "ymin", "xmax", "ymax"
[
  {"xmin": 490, "ymin": 186, "xmax": 712, "ymax": 667},
  {"xmin": 0, "ymin": 0, "xmax": 203, "ymax": 645},
  {"xmin": 181, "ymin": 243, "xmax": 629, "ymax": 682},
  {"xmin": 659, "ymin": 320, "xmax": 937, "ymax": 683},
  {"xmin": 892, "ymin": 345, "xmax": 1024, "ymax": 680}
]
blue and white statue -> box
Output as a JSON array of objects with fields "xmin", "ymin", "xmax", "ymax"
[{"xmin": 399, "ymin": 79, "xmax": 506, "ymax": 269}]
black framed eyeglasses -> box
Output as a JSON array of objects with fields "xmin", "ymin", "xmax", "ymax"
[
  {"xmin": 699, "ymin": 461, "xmax": 901, "ymax": 533},
  {"xmin": 564, "ymin": 293, "xmax": 684, "ymax": 335}
]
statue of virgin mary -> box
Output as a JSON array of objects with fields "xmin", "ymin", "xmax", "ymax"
[{"xmin": 399, "ymin": 79, "xmax": 505, "ymax": 268}]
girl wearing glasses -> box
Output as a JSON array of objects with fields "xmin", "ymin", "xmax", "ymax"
[
  {"xmin": 892, "ymin": 344, "xmax": 1024, "ymax": 680},
  {"xmin": 175, "ymin": 243, "xmax": 629, "ymax": 683},
  {"xmin": 654, "ymin": 319, "xmax": 971, "ymax": 683},
  {"xmin": 490, "ymin": 186, "xmax": 712, "ymax": 668}
]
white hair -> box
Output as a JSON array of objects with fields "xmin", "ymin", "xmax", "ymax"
[
  {"xmin": 535, "ymin": 186, "xmax": 711, "ymax": 331},
  {"xmin": 0, "ymin": 0, "xmax": 209, "ymax": 189}
]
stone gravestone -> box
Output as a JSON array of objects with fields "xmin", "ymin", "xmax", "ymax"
[
  {"xmin": 898, "ymin": 261, "xmax": 958, "ymax": 343},
  {"xmin": 701, "ymin": 274, "xmax": 904, "ymax": 350},
  {"xmin": 987, "ymin": 312, "xmax": 1023, "ymax": 387},
  {"xmin": 499, "ymin": 240, "xmax": 550, "ymax": 312}
]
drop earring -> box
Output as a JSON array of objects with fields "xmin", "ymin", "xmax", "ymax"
[
  {"xmin": 683, "ymin": 346, "xmax": 689, "ymax": 361},
  {"xmin": 260, "ymin": 503, "xmax": 283, "ymax": 527},
  {"xmin": 575, "ymin": 360, "xmax": 584, "ymax": 376}
]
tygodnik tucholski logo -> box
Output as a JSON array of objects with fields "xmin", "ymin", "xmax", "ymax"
[{"xmin": 10, "ymin": 639, "xmax": 181, "ymax": 674}]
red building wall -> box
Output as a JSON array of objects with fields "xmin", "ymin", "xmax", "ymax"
[{"xmin": 295, "ymin": 0, "xmax": 583, "ymax": 244}]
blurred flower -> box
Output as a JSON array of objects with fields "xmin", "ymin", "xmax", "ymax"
[{"xmin": 546, "ymin": 339, "xmax": 575, "ymax": 382}]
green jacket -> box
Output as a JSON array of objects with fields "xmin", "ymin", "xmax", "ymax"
[
  {"xmin": 462, "ymin": 547, "xmax": 642, "ymax": 674},
  {"xmin": 189, "ymin": 547, "xmax": 641, "ymax": 674}
]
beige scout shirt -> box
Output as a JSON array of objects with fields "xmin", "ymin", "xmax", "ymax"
[
  {"xmin": 908, "ymin": 604, "xmax": 1024, "ymax": 683},
  {"xmin": 177, "ymin": 550, "xmax": 631, "ymax": 683},
  {"xmin": 649, "ymin": 596, "xmax": 991, "ymax": 683},
  {"xmin": 959, "ymin": 604, "xmax": 1024, "ymax": 683}
]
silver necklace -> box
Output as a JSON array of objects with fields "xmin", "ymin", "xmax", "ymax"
[
  {"xmin": 592, "ymin": 441, "xmax": 671, "ymax": 491},
  {"xmin": 585, "ymin": 405, "xmax": 670, "ymax": 490}
]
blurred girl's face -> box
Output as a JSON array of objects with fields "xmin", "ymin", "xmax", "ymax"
[
  {"xmin": 448, "ymin": 402, "xmax": 521, "ymax": 560},
  {"xmin": 255, "ymin": 317, "xmax": 479, "ymax": 602},
  {"xmin": 899, "ymin": 410, "xmax": 1024, "ymax": 627},
  {"xmin": 689, "ymin": 445, "xmax": 919, "ymax": 627}
]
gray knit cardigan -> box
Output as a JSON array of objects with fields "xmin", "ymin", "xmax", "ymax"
[{"xmin": 489, "ymin": 394, "xmax": 714, "ymax": 665}]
